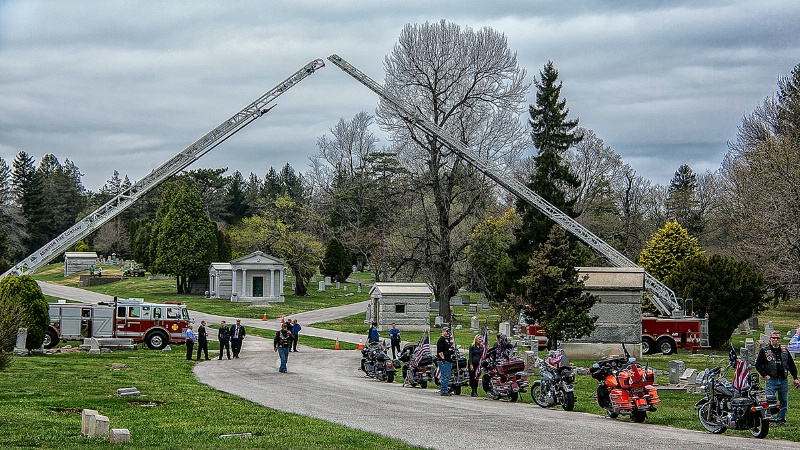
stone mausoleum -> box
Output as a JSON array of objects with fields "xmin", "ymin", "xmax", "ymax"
[
  {"xmin": 208, "ymin": 251, "xmax": 285, "ymax": 305},
  {"xmin": 63, "ymin": 252, "xmax": 98, "ymax": 276},
  {"xmin": 559, "ymin": 267, "xmax": 644, "ymax": 359},
  {"xmin": 368, "ymin": 282, "xmax": 432, "ymax": 332}
]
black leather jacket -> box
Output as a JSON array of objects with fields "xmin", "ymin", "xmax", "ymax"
[{"xmin": 755, "ymin": 344, "xmax": 798, "ymax": 380}]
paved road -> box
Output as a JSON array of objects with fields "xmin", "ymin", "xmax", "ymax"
[
  {"xmin": 40, "ymin": 281, "xmax": 800, "ymax": 449},
  {"xmin": 194, "ymin": 336, "xmax": 800, "ymax": 450}
]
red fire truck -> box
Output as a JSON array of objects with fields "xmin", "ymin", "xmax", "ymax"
[
  {"xmin": 641, "ymin": 315, "xmax": 705, "ymax": 355},
  {"xmin": 44, "ymin": 298, "xmax": 192, "ymax": 350}
]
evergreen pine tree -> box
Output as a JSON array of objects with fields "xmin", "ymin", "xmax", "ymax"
[{"xmin": 506, "ymin": 61, "xmax": 582, "ymax": 298}]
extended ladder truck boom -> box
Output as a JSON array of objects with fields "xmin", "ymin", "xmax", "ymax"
[
  {"xmin": 2, "ymin": 59, "xmax": 325, "ymax": 279},
  {"xmin": 327, "ymin": 54, "xmax": 682, "ymax": 319}
]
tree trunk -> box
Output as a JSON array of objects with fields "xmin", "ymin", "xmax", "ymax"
[{"xmin": 294, "ymin": 272, "xmax": 308, "ymax": 296}]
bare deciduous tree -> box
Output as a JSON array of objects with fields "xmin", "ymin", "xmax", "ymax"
[{"xmin": 377, "ymin": 21, "xmax": 529, "ymax": 321}]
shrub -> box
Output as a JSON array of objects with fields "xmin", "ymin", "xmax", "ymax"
[{"xmin": 0, "ymin": 275, "xmax": 49, "ymax": 350}]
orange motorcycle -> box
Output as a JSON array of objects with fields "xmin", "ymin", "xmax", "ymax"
[{"xmin": 590, "ymin": 353, "xmax": 660, "ymax": 423}]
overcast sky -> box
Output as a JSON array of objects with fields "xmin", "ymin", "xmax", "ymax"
[{"xmin": 1, "ymin": 1, "xmax": 798, "ymax": 191}]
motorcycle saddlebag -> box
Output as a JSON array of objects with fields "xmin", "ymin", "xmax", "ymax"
[
  {"xmin": 732, "ymin": 397, "xmax": 754, "ymax": 418},
  {"xmin": 498, "ymin": 359, "xmax": 525, "ymax": 375},
  {"xmin": 609, "ymin": 388, "xmax": 632, "ymax": 410},
  {"xmin": 646, "ymin": 385, "xmax": 660, "ymax": 406}
]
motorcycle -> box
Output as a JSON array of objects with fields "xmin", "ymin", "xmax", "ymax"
[
  {"xmin": 590, "ymin": 353, "xmax": 659, "ymax": 422},
  {"xmin": 531, "ymin": 349, "xmax": 576, "ymax": 411},
  {"xmin": 433, "ymin": 345, "xmax": 469, "ymax": 395},
  {"xmin": 480, "ymin": 347, "xmax": 528, "ymax": 402},
  {"xmin": 695, "ymin": 365, "xmax": 778, "ymax": 438},
  {"xmin": 399, "ymin": 343, "xmax": 435, "ymax": 388},
  {"xmin": 360, "ymin": 340, "xmax": 399, "ymax": 383}
]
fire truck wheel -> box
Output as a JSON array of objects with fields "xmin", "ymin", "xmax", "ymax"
[
  {"xmin": 146, "ymin": 331, "xmax": 169, "ymax": 350},
  {"xmin": 656, "ymin": 337, "xmax": 676, "ymax": 355},
  {"xmin": 43, "ymin": 329, "xmax": 59, "ymax": 349},
  {"xmin": 641, "ymin": 337, "xmax": 656, "ymax": 355}
]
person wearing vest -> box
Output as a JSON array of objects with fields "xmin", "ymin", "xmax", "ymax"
[
  {"xmin": 755, "ymin": 330, "xmax": 800, "ymax": 425},
  {"xmin": 274, "ymin": 322, "xmax": 294, "ymax": 373},
  {"xmin": 437, "ymin": 327, "xmax": 454, "ymax": 396}
]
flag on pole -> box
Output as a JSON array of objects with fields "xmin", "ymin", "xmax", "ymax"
[
  {"xmin": 728, "ymin": 343, "xmax": 738, "ymax": 367},
  {"xmin": 733, "ymin": 360, "xmax": 751, "ymax": 392},
  {"xmin": 412, "ymin": 332, "xmax": 430, "ymax": 366}
]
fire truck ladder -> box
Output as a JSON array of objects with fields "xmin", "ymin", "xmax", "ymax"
[
  {"xmin": 327, "ymin": 54, "xmax": 682, "ymax": 318},
  {"xmin": 2, "ymin": 59, "xmax": 325, "ymax": 279}
]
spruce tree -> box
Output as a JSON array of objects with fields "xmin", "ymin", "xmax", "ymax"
[{"xmin": 506, "ymin": 61, "xmax": 582, "ymax": 298}]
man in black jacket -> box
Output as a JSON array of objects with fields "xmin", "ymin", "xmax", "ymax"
[
  {"xmin": 196, "ymin": 320, "xmax": 209, "ymax": 360},
  {"xmin": 217, "ymin": 320, "xmax": 231, "ymax": 360},
  {"xmin": 755, "ymin": 330, "xmax": 800, "ymax": 425},
  {"xmin": 437, "ymin": 327, "xmax": 454, "ymax": 396},
  {"xmin": 229, "ymin": 319, "xmax": 246, "ymax": 358},
  {"xmin": 274, "ymin": 322, "xmax": 294, "ymax": 373}
]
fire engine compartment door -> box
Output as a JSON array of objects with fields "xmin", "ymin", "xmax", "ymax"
[
  {"xmin": 59, "ymin": 306, "xmax": 84, "ymax": 337},
  {"xmin": 92, "ymin": 307, "xmax": 114, "ymax": 337}
]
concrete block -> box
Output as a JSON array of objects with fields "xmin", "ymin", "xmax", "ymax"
[
  {"xmin": 81, "ymin": 409, "xmax": 98, "ymax": 436},
  {"xmin": 668, "ymin": 360, "xmax": 685, "ymax": 385},
  {"xmin": 110, "ymin": 428, "xmax": 131, "ymax": 443},
  {"xmin": 87, "ymin": 413, "xmax": 110, "ymax": 437}
]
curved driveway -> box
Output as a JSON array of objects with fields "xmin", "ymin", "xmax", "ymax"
[{"xmin": 39, "ymin": 281, "xmax": 800, "ymax": 449}]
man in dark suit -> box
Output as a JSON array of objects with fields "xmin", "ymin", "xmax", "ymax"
[
  {"xmin": 230, "ymin": 319, "xmax": 246, "ymax": 358},
  {"xmin": 218, "ymin": 320, "xmax": 231, "ymax": 360},
  {"xmin": 196, "ymin": 320, "xmax": 209, "ymax": 360}
]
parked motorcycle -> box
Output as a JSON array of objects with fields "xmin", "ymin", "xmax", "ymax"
[
  {"xmin": 399, "ymin": 343, "xmax": 434, "ymax": 388},
  {"xmin": 433, "ymin": 345, "xmax": 469, "ymax": 395},
  {"xmin": 360, "ymin": 340, "xmax": 399, "ymax": 383},
  {"xmin": 590, "ymin": 353, "xmax": 659, "ymax": 422},
  {"xmin": 481, "ymin": 349, "xmax": 528, "ymax": 402},
  {"xmin": 695, "ymin": 365, "xmax": 778, "ymax": 438},
  {"xmin": 531, "ymin": 349, "xmax": 576, "ymax": 411}
]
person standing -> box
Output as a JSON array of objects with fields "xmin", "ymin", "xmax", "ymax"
[
  {"xmin": 196, "ymin": 320, "xmax": 209, "ymax": 360},
  {"xmin": 217, "ymin": 320, "xmax": 231, "ymax": 360},
  {"xmin": 97, "ymin": 266, "xmax": 102, "ymax": 277},
  {"xmin": 468, "ymin": 334, "xmax": 484, "ymax": 397},
  {"xmin": 230, "ymin": 319, "xmax": 246, "ymax": 358},
  {"xmin": 184, "ymin": 324, "xmax": 196, "ymax": 361},
  {"xmin": 291, "ymin": 319, "xmax": 301, "ymax": 352},
  {"xmin": 389, "ymin": 323, "xmax": 401, "ymax": 359},
  {"xmin": 755, "ymin": 330, "xmax": 800, "ymax": 426},
  {"xmin": 274, "ymin": 322, "xmax": 293, "ymax": 373},
  {"xmin": 788, "ymin": 326, "xmax": 800, "ymax": 357},
  {"xmin": 437, "ymin": 327, "xmax": 454, "ymax": 396},
  {"xmin": 368, "ymin": 322, "xmax": 379, "ymax": 344}
]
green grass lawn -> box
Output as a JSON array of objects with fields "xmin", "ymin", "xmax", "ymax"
[{"xmin": 0, "ymin": 350, "xmax": 421, "ymax": 449}]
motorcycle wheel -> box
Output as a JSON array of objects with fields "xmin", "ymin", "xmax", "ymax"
[
  {"xmin": 749, "ymin": 416, "xmax": 769, "ymax": 439},
  {"xmin": 420, "ymin": 381, "xmax": 428, "ymax": 389},
  {"xmin": 631, "ymin": 410, "xmax": 647, "ymax": 423},
  {"xmin": 561, "ymin": 391, "xmax": 575, "ymax": 411},
  {"xmin": 453, "ymin": 385, "xmax": 461, "ymax": 396},
  {"xmin": 360, "ymin": 359, "xmax": 366, "ymax": 372},
  {"xmin": 531, "ymin": 384, "xmax": 553, "ymax": 408},
  {"xmin": 387, "ymin": 373, "xmax": 395, "ymax": 383},
  {"xmin": 697, "ymin": 403, "xmax": 726, "ymax": 434},
  {"xmin": 509, "ymin": 391, "xmax": 519, "ymax": 402}
]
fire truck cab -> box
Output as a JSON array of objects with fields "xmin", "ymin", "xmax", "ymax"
[{"xmin": 45, "ymin": 298, "xmax": 191, "ymax": 350}]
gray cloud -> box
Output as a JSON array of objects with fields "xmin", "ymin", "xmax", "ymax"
[{"xmin": 1, "ymin": 0, "xmax": 798, "ymax": 191}]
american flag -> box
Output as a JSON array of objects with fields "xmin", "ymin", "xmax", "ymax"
[
  {"xmin": 475, "ymin": 327, "xmax": 489, "ymax": 380},
  {"xmin": 729, "ymin": 343, "xmax": 750, "ymax": 392},
  {"xmin": 412, "ymin": 332, "xmax": 430, "ymax": 366},
  {"xmin": 733, "ymin": 360, "xmax": 751, "ymax": 392}
]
